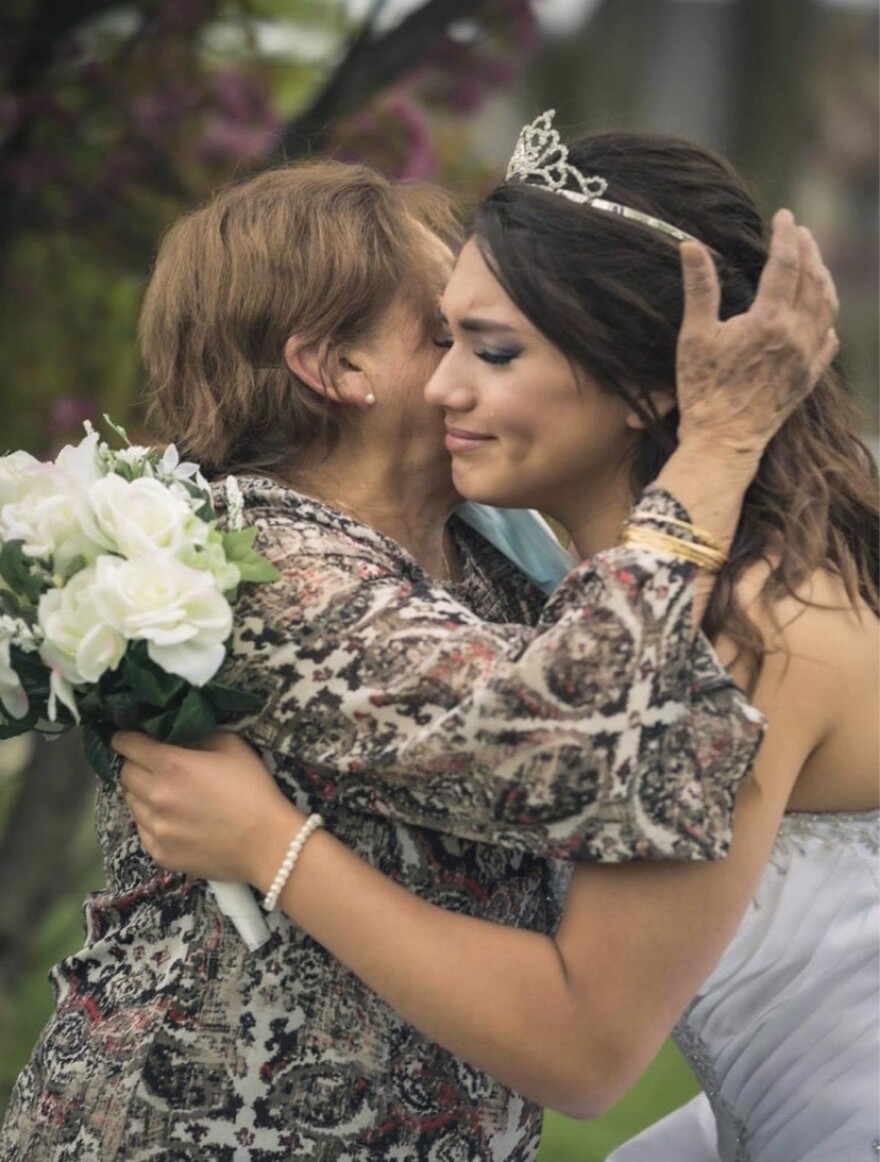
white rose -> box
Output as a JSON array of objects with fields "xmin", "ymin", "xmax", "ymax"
[
  {"xmin": 0, "ymin": 428, "xmax": 101, "ymax": 515},
  {"xmin": 90, "ymin": 554, "xmax": 232, "ymax": 686},
  {"xmin": 0, "ymin": 451, "xmax": 56, "ymax": 508},
  {"xmin": 1, "ymin": 489, "xmax": 104, "ymax": 573},
  {"xmin": 38, "ymin": 565, "xmax": 127, "ymax": 685},
  {"xmin": 82, "ymin": 474, "xmax": 208, "ymax": 560},
  {"xmin": 53, "ymin": 426, "xmax": 104, "ymax": 486},
  {"xmin": 0, "ymin": 633, "xmax": 28, "ymax": 720}
]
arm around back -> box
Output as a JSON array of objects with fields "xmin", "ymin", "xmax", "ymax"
[
  {"xmin": 217, "ymin": 482, "xmax": 761, "ymax": 863},
  {"xmin": 119, "ymin": 567, "xmax": 859, "ymax": 1115}
]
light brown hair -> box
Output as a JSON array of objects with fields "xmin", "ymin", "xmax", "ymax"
[{"xmin": 140, "ymin": 161, "xmax": 460, "ymax": 477}]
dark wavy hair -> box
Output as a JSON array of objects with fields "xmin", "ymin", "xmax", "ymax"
[{"xmin": 472, "ymin": 130, "xmax": 878, "ymax": 688}]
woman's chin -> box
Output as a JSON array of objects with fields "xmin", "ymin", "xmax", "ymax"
[{"xmin": 453, "ymin": 473, "xmax": 512, "ymax": 509}]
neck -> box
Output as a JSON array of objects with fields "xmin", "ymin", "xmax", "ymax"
[
  {"xmin": 564, "ymin": 498, "xmax": 632, "ymax": 558},
  {"xmin": 281, "ymin": 436, "xmax": 460, "ymax": 580},
  {"xmin": 547, "ymin": 462, "xmax": 638, "ymax": 560}
]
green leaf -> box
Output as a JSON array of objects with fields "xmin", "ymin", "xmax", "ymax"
[
  {"xmin": 102, "ymin": 689, "xmax": 146, "ymax": 727},
  {"xmin": 169, "ymin": 688, "xmax": 216, "ymax": 744},
  {"xmin": 221, "ymin": 526, "xmax": 258, "ymax": 556},
  {"xmin": 204, "ymin": 680, "xmax": 264, "ymax": 716},
  {"xmin": 0, "ymin": 587, "xmax": 26, "ymax": 618},
  {"xmin": 170, "ymin": 476, "xmax": 214, "ymax": 522},
  {"xmin": 82, "ymin": 721, "xmax": 118, "ymax": 787},
  {"xmin": 145, "ymin": 687, "xmax": 216, "ymax": 745},
  {"xmin": 121, "ymin": 639, "xmax": 151, "ymax": 670},
  {"xmin": 77, "ymin": 686, "xmax": 106, "ymax": 717},
  {"xmin": 0, "ymin": 717, "xmax": 38, "ymax": 740},
  {"xmin": 221, "ymin": 528, "xmax": 281, "ymax": 584},
  {"xmin": 122, "ymin": 653, "xmax": 185, "ymax": 707},
  {"xmin": 238, "ymin": 556, "xmax": 282, "ymax": 584},
  {"xmin": 11, "ymin": 647, "xmax": 50, "ymax": 692},
  {"xmin": 140, "ymin": 706, "xmax": 178, "ymax": 739},
  {"xmin": 102, "ymin": 413, "xmax": 131, "ymax": 446},
  {"xmin": 0, "ymin": 541, "xmax": 45, "ymax": 604}
]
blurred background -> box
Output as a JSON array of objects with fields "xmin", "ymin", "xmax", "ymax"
[{"xmin": 1, "ymin": 1, "xmax": 877, "ymax": 1157}]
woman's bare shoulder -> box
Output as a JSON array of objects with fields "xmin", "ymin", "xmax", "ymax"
[
  {"xmin": 732, "ymin": 560, "xmax": 876, "ymax": 651},
  {"xmin": 730, "ymin": 563, "xmax": 878, "ymax": 810}
]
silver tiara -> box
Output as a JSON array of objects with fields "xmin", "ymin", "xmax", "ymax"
[{"xmin": 505, "ymin": 110, "xmax": 698, "ymax": 245}]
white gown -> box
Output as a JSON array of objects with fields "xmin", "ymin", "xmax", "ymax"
[{"xmin": 608, "ymin": 810, "xmax": 880, "ymax": 1162}]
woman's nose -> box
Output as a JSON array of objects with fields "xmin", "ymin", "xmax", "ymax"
[{"xmin": 424, "ymin": 348, "xmax": 473, "ymax": 411}]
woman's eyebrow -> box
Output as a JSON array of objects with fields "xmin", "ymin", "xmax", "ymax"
[{"xmin": 437, "ymin": 312, "xmax": 519, "ymax": 335}]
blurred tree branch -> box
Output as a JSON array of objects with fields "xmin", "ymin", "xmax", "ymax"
[
  {"xmin": 2, "ymin": 0, "xmax": 122, "ymax": 92},
  {"xmin": 0, "ymin": 0, "xmax": 523, "ymax": 281},
  {"xmin": 1, "ymin": 0, "xmax": 163, "ymax": 268},
  {"xmin": 277, "ymin": 0, "xmax": 492, "ymax": 158}
]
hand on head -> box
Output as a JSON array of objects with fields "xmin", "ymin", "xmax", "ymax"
[
  {"xmin": 675, "ymin": 208, "xmax": 839, "ymax": 459},
  {"xmin": 113, "ymin": 731, "xmax": 297, "ymax": 887}
]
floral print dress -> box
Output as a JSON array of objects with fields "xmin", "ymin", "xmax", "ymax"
[{"xmin": 1, "ymin": 478, "xmax": 763, "ymax": 1162}]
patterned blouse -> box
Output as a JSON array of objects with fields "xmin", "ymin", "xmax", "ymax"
[{"xmin": 1, "ymin": 478, "xmax": 763, "ymax": 1162}]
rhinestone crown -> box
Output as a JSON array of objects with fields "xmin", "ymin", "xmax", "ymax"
[{"xmin": 505, "ymin": 110, "xmax": 698, "ymax": 245}]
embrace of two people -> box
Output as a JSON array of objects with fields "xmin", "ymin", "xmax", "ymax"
[{"xmin": 2, "ymin": 112, "xmax": 877, "ymax": 1162}]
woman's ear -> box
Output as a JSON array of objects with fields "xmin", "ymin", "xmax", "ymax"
[
  {"xmin": 283, "ymin": 337, "xmax": 376, "ymax": 408},
  {"xmin": 625, "ymin": 389, "xmax": 677, "ymax": 431}
]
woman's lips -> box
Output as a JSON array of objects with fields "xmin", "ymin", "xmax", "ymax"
[{"xmin": 444, "ymin": 427, "xmax": 494, "ymax": 454}]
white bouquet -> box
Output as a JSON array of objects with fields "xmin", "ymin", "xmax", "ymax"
[{"xmin": 0, "ymin": 418, "xmax": 280, "ymax": 951}]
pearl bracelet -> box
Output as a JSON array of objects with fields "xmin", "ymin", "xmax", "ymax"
[{"xmin": 262, "ymin": 814, "xmax": 324, "ymax": 913}]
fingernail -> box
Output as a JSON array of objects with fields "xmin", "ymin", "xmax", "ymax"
[{"xmin": 680, "ymin": 241, "xmax": 703, "ymax": 266}]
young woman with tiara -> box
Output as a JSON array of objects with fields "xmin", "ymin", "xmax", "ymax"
[{"xmin": 117, "ymin": 114, "xmax": 877, "ymax": 1161}]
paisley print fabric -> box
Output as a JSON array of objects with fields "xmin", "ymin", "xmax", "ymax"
[{"xmin": 1, "ymin": 478, "xmax": 763, "ymax": 1161}]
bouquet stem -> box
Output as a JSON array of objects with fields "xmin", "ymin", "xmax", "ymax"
[{"xmin": 208, "ymin": 880, "xmax": 270, "ymax": 951}]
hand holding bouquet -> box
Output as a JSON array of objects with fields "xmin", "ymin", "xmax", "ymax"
[{"xmin": 0, "ymin": 419, "xmax": 280, "ymax": 950}]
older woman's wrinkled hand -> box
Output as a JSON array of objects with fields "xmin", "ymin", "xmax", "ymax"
[{"xmin": 675, "ymin": 208, "xmax": 839, "ymax": 461}]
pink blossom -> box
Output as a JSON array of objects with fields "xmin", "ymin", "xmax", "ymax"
[
  {"xmin": 386, "ymin": 97, "xmax": 437, "ymax": 180},
  {"xmin": 7, "ymin": 153, "xmax": 69, "ymax": 194},
  {"xmin": 50, "ymin": 398, "xmax": 100, "ymax": 439},
  {"xmin": 334, "ymin": 98, "xmax": 438, "ymax": 181},
  {"xmin": 132, "ymin": 85, "xmax": 198, "ymax": 144},
  {"xmin": 194, "ymin": 71, "xmax": 283, "ymax": 164},
  {"xmin": 498, "ymin": 0, "xmax": 542, "ymax": 54},
  {"xmin": 196, "ymin": 120, "xmax": 282, "ymax": 164},
  {"xmin": 155, "ymin": 0, "xmax": 213, "ymax": 32},
  {"xmin": 0, "ymin": 95, "xmax": 22, "ymax": 135}
]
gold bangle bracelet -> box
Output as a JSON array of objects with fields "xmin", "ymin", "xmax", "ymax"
[
  {"xmin": 624, "ymin": 512, "xmax": 729, "ymax": 557},
  {"xmin": 620, "ymin": 526, "xmax": 728, "ymax": 573}
]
